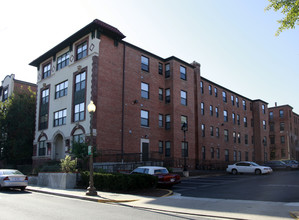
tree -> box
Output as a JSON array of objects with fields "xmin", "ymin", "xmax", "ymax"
[
  {"xmin": 0, "ymin": 88, "xmax": 36, "ymax": 166},
  {"xmin": 265, "ymin": 0, "xmax": 299, "ymax": 36}
]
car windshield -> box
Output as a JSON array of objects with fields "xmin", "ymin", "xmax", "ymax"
[
  {"xmin": 3, "ymin": 170, "xmax": 23, "ymax": 175},
  {"xmin": 154, "ymin": 169, "xmax": 169, "ymax": 174}
]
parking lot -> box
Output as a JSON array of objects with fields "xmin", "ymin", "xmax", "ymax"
[{"xmin": 173, "ymin": 170, "xmax": 299, "ymax": 202}]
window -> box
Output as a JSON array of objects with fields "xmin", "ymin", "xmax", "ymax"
[
  {"xmin": 159, "ymin": 63, "xmax": 163, "ymax": 75},
  {"xmin": 42, "ymin": 63, "xmax": 51, "ymax": 79},
  {"xmin": 159, "ymin": 141, "xmax": 163, "ymax": 154},
  {"xmin": 242, "ymin": 100, "xmax": 246, "ymax": 110},
  {"xmin": 231, "ymin": 95, "xmax": 234, "ymax": 105},
  {"xmin": 181, "ymin": 115, "xmax": 188, "ymax": 129},
  {"xmin": 2, "ymin": 88, "xmax": 8, "ymax": 101},
  {"xmin": 262, "ymin": 104, "xmax": 265, "ymax": 114},
  {"xmin": 141, "ymin": 82, "xmax": 149, "ymax": 99},
  {"xmin": 210, "ymin": 105, "xmax": 213, "ymax": 116},
  {"xmin": 182, "ymin": 142, "xmax": 188, "ymax": 157},
  {"xmin": 73, "ymin": 134, "xmax": 84, "ymax": 143},
  {"xmin": 279, "ymin": 110, "xmax": 284, "ymax": 118},
  {"xmin": 245, "ymin": 134, "xmax": 248, "ymax": 145},
  {"xmin": 210, "ymin": 126, "xmax": 214, "ymax": 136},
  {"xmin": 232, "ymin": 113, "xmax": 235, "ymax": 124},
  {"xmin": 236, "ymin": 97, "xmax": 239, "ymax": 107},
  {"xmin": 57, "ymin": 52, "xmax": 69, "ymax": 70},
  {"xmin": 141, "ymin": 110, "xmax": 149, "ymax": 127},
  {"xmin": 233, "ymin": 132, "xmax": 236, "ymax": 143},
  {"xmin": 263, "ymin": 136, "xmax": 267, "ymax": 146},
  {"xmin": 165, "ymin": 115, "xmax": 171, "ymax": 130},
  {"xmin": 214, "ymin": 87, "xmax": 218, "ymax": 97},
  {"xmin": 201, "ymin": 102, "xmax": 205, "ymax": 115},
  {"xmin": 211, "ymin": 147, "xmax": 214, "ymax": 159},
  {"xmin": 269, "ymin": 111, "xmax": 273, "ymax": 120},
  {"xmin": 224, "ymin": 129, "xmax": 229, "ymax": 142},
  {"xmin": 225, "ymin": 150, "xmax": 229, "ymax": 162},
  {"xmin": 202, "ymin": 146, "xmax": 206, "ymax": 160},
  {"xmin": 238, "ymin": 151, "xmax": 241, "ymax": 161},
  {"xmin": 180, "ymin": 66, "xmax": 186, "ymax": 80},
  {"xmin": 216, "ymin": 127, "xmax": 219, "ymax": 137},
  {"xmin": 217, "ymin": 148, "xmax": 220, "ymax": 159},
  {"xmin": 54, "ymin": 109, "xmax": 67, "ymax": 127},
  {"xmin": 224, "ymin": 110, "xmax": 228, "ymax": 122},
  {"xmin": 281, "ymin": 149, "xmax": 286, "ymax": 157},
  {"xmin": 38, "ymin": 141, "xmax": 46, "ymax": 156},
  {"xmin": 270, "ymin": 136, "xmax": 275, "ymax": 144},
  {"xmin": 55, "ymin": 81, "xmax": 68, "ymax": 99},
  {"xmin": 233, "ymin": 151, "xmax": 237, "ymax": 161},
  {"xmin": 238, "ymin": 133, "xmax": 241, "ymax": 143},
  {"xmin": 181, "ymin": 90, "xmax": 187, "ymax": 106},
  {"xmin": 74, "ymin": 102, "xmax": 85, "ymax": 122},
  {"xmin": 76, "ymin": 41, "xmax": 87, "ymax": 60},
  {"xmin": 215, "ymin": 107, "xmax": 219, "ymax": 118},
  {"xmin": 280, "ymin": 122, "xmax": 285, "ymax": 131},
  {"xmin": 159, "ymin": 114, "xmax": 163, "ymax": 127},
  {"xmin": 165, "ymin": 141, "xmax": 171, "ymax": 157},
  {"xmin": 222, "ymin": 91, "xmax": 227, "ymax": 102},
  {"xmin": 237, "ymin": 114, "xmax": 240, "ymax": 125},
  {"xmin": 200, "ymin": 81, "xmax": 204, "ymax": 94},
  {"xmin": 263, "ymin": 120, "xmax": 266, "ymax": 130},
  {"xmin": 245, "ymin": 152, "xmax": 249, "ymax": 161},
  {"xmin": 201, "ymin": 124, "xmax": 205, "ymax": 137},
  {"xmin": 39, "ymin": 88, "xmax": 49, "ymax": 130},
  {"xmin": 159, "ymin": 88, "xmax": 163, "ymax": 101},
  {"xmin": 75, "ymin": 72, "xmax": 86, "ymax": 92},
  {"xmin": 141, "ymin": 56, "xmax": 149, "ymax": 72},
  {"xmin": 209, "ymin": 85, "xmax": 212, "ymax": 95},
  {"xmin": 244, "ymin": 117, "xmax": 248, "ymax": 127},
  {"xmin": 165, "ymin": 64, "xmax": 170, "ymax": 78},
  {"xmin": 165, "ymin": 89, "xmax": 170, "ymax": 103}
]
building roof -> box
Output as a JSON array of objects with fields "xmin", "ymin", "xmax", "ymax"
[{"xmin": 29, "ymin": 19, "xmax": 126, "ymax": 67}]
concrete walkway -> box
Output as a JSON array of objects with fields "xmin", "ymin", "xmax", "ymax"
[{"xmin": 26, "ymin": 186, "xmax": 299, "ymax": 220}]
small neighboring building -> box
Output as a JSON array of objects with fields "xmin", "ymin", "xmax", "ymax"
[
  {"xmin": 0, "ymin": 74, "xmax": 37, "ymax": 101},
  {"xmin": 269, "ymin": 104, "xmax": 299, "ymax": 160}
]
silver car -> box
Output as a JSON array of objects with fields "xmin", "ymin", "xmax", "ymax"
[{"xmin": 0, "ymin": 169, "xmax": 28, "ymax": 191}]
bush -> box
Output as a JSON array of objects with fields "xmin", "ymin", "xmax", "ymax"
[
  {"xmin": 79, "ymin": 171, "xmax": 157, "ymax": 191},
  {"xmin": 60, "ymin": 155, "xmax": 77, "ymax": 173}
]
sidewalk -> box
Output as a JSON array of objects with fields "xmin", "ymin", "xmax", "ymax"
[{"xmin": 26, "ymin": 185, "xmax": 299, "ymax": 220}]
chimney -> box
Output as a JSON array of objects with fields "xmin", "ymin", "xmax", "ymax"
[{"xmin": 275, "ymin": 102, "xmax": 277, "ymax": 107}]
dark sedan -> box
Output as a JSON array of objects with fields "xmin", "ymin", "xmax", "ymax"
[{"xmin": 263, "ymin": 160, "xmax": 292, "ymax": 170}]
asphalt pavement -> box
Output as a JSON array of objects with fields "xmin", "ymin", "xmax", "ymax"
[{"xmin": 26, "ymin": 184, "xmax": 299, "ymax": 220}]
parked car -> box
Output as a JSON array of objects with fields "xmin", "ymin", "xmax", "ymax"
[
  {"xmin": 226, "ymin": 161, "xmax": 272, "ymax": 175},
  {"xmin": 0, "ymin": 169, "xmax": 28, "ymax": 191},
  {"xmin": 281, "ymin": 160, "xmax": 299, "ymax": 169},
  {"xmin": 263, "ymin": 160, "xmax": 292, "ymax": 170},
  {"xmin": 131, "ymin": 166, "xmax": 181, "ymax": 187}
]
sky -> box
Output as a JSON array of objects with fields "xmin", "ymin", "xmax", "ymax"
[{"xmin": 1, "ymin": 0, "xmax": 298, "ymax": 112}]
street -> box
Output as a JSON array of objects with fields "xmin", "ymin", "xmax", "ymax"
[{"xmin": 173, "ymin": 170, "xmax": 299, "ymax": 202}]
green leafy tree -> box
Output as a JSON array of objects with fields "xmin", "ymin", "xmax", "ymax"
[
  {"xmin": 71, "ymin": 141, "xmax": 97, "ymax": 171},
  {"xmin": 265, "ymin": 0, "xmax": 299, "ymax": 36},
  {"xmin": 0, "ymin": 88, "xmax": 36, "ymax": 166}
]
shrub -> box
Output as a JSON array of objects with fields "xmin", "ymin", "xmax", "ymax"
[
  {"xmin": 79, "ymin": 171, "xmax": 157, "ymax": 191},
  {"xmin": 60, "ymin": 155, "xmax": 77, "ymax": 173}
]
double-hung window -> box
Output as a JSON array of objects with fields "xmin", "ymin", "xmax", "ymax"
[
  {"xmin": 181, "ymin": 90, "xmax": 187, "ymax": 106},
  {"xmin": 244, "ymin": 117, "xmax": 248, "ymax": 127},
  {"xmin": 57, "ymin": 52, "xmax": 69, "ymax": 70},
  {"xmin": 141, "ymin": 82, "xmax": 149, "ymax": 99},
  {"xmin": 165, "ymin": 64, "xmax": 170, "ymax": 78},
  {"xmin": 55, "ymin": 81, "xmax": 68, "ymax": 99},
  {"xmin": 180, "ymin": 66, "xmax": 186, "ymax": 80},
  {"xmin": 165, "ymin": 115, "xmax": 171, "ymax": 130},
  {"xmin": 54, "ymin": 109, "xmax": 67, "ymax": 127},
  {"xmin": 224, "ymin": 110, "xmax": 228, "ymax": 122},
  {"xmin": 159, "ymin": 114, "xmax": 163, "ymax": 127},
  {"xmin": 39, "ymin": 88, "xmax": 49, "ymax": 130},
  {"xmin": 222, "ymin": 91, "xmax": 227, "ymax": 102},
  {"xmin": 159, "ymin": 63, "xmax": 163, "ymax": 75},
  {"xmin": 76, "ymin": 41, "xmax": 87, "ymax": 60},
  {"xmin": 165, "ymin": 89, "xmax": 170, "ymax": 103},
  {"xmin": 74, "ymin": 71, "xmax": 86, "ymax": 122},
  {"xmin": 165, "ymin": 141, "xmax": 171, "ymax": 157},
  {"xmin": 159, "ymin": 88, "xmax": 163, "ymax": 101},
  {"xmin": 43, "ymin": 63, "xmax": 51, "ymax": 79},
  {"xmin": 38, "ymin": 140, "xmax": 46, "ymax": 156},
  {"xmin": 141, "ymin": 56, "xmax": 149, "ymax": 72},
  {"xmin": 141, "ymin": 110, "xmax": 149, "ymax": 127}
]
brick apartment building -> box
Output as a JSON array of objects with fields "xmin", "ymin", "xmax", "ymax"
[
  {"xmin": 269, "ymin": 104, "xmax": 299, "ymax": 161},
  {"xmin": 29, "ymin": 19, "xmax": 294, "ymax": 170},
  {"xmin": 0, "ymin": 74, "xmax": 37, "ymax": 102}
]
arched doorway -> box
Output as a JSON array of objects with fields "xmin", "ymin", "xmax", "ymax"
[{"xmin": 54, "ymin": 134, "xmax": 64, "ymax": 161}]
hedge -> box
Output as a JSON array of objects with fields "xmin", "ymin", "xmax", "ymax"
[{"xmin": 79, "ymin": 172, "xmax": 157, "ymax": 191}]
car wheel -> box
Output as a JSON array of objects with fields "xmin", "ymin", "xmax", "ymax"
[
  {"xmin": 255, "ymin": 169, "xmax": 261, "ymax": 175},
  {"xmin": 20, "ymin": 186, "xmax": 26, "ymax": 191},
  {"xmin": 232, "ymin": 169, "xmax": 238, "ymax": 175}
]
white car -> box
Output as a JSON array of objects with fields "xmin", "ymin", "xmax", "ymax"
[
  {"xmin": 0, "ymin": 169, "xmax": 28, "ymax": 191},
  {"xmin": 226, "ymin": 161, "xmax": 273, "ymax": 175}
]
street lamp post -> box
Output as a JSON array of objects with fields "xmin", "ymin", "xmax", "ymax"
[
  {"xmin": 86, "ymin": 100, "xmax": 97, "ymax": 196},
  {"xmin": 181, "ymin": 122, "xmax": 188, "ymax": 172}
]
